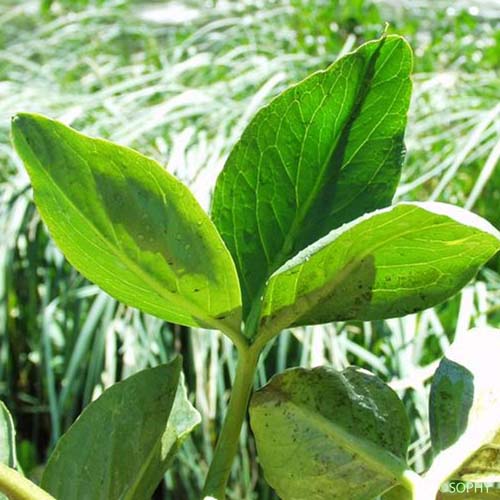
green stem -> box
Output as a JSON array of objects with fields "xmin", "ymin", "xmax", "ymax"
[
  {"xmin": 202, "ymin": 345, "xmax": 260, "ymax": 499},
  {"xmin": 0, "ymin": 463, "xmax": 55, "ymax": 500}
]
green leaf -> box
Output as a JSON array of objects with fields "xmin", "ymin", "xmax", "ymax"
[
  {"xmin": 126, "ymin": 373, "xmax": 200, "ymax": 499},
  {"xmin": 11, "ymin": 113, "xmax": 241, "ymax": 331},
  {"xmin": 250, "ymin": 366, "xmax": 411, "ymax": 500},
  {"xmin": 0, "ymin": 402, "xmax": 17, "ymax": 500},
  {"xmin": 259, "ymin": 202, "xmax": 500, "ymax": 337},
  {"xmin": 0, "ymin": 402, "xmax": 16, "ymax": 469},
  {"xmin": 427, "ymin": 327, "xmax": 500, "ymax": 488},
  {"xmin": 381, "ymin": 485, "xmax": 413, "ymax": 500},
  {"xmin": 0, "ymin": 404, "xmax": 56, "ymax": 500},
  {"xmin": 212, "ymin": 35, "xmax": 412, "ymax": 320},
  {"xmin": 41, "ymin": 357, "xmax": 200, "ymax": 500}
]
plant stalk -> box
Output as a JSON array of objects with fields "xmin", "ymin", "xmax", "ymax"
[
  {"xmin": 202, "ymin": 345, "xmax": 260, "ymax": 499},
  {"xmin": 0, "ymin": 463, "xmax": 55, "ymax": 500}
]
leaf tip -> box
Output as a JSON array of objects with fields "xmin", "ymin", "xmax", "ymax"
[
  {"xmin": 11, "ymin": 112, "xmax": 47, "ymax": 150},
  {"xmin": 11, "ymin": 112, "xmax": 41, "ymax": 131}
]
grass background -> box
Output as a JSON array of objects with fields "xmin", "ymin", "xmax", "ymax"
[{"xmin": 0, "ymin": 0, "xmax": 499, "ymax": 498}]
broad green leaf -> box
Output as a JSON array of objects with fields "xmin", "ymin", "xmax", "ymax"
[
  {"xmin": 259, "ymin": 203, "xmax": 500, "ymax": 336},
  {"xmin": 250, "ymin": 366, "xmax": 411, "ymax": 500},
  {"xmin": 0, "ymin": 402, "xmax": 16, "ymax": 469},
  {"xmin": 11, "ymin": 113, "xmax": 241, "ymax": 330},
  {"xmin": 42, "ymin": 357, "xmax": 200, "ymax": 500},
  {"xmin": 212, "ymin": 35, "xmax": 412, "ymax": 319},
  {"xmin": 426, "ymin": 328, "xmax": 500, "ymax": 488}
]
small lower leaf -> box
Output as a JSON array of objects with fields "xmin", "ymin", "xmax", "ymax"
[
  {"xmin": 250, "ymin": 366, "xmax": 411, "ymax": 500},
  {"xmin": 41, "ymin": 357, "xmax": 200, "ymax": 500},
  {"xmin": 428, "ymin": 327, "xmax": 500, "ymax": 487},
  {"xmin": 126, "ymin": 373, "xmax": 200, "ymax": 500},
  {"xmin": 0, "ymin": 402, "xmax": 16, "ymax": 469},
  {"xmin": 0, "ymin": 402, "xmax": 17, "ymax": 500}
]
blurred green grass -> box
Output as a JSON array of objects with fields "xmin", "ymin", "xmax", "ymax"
[{"xmin": 0, "ymin": 0, "xmax": 499, "ymax": 498}]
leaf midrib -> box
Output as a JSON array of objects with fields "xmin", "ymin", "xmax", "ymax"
[
  {"xmin": 122, "ymin": 378, "xmax": 180, "ymax": 500},
  {"xmin": 273, "ymin": 37, "xmax": 388, "ymax": 274},
  {"xmin": 283, "ymin": 399, "xmax": 408, "ymax": 482},
  {"xmin": 261, "ymin": 204, "xmax": 472, "ymax": 334},
  {"xmin": 247, "ymin": 37, "xmax": 389, "ymax": 334}
]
